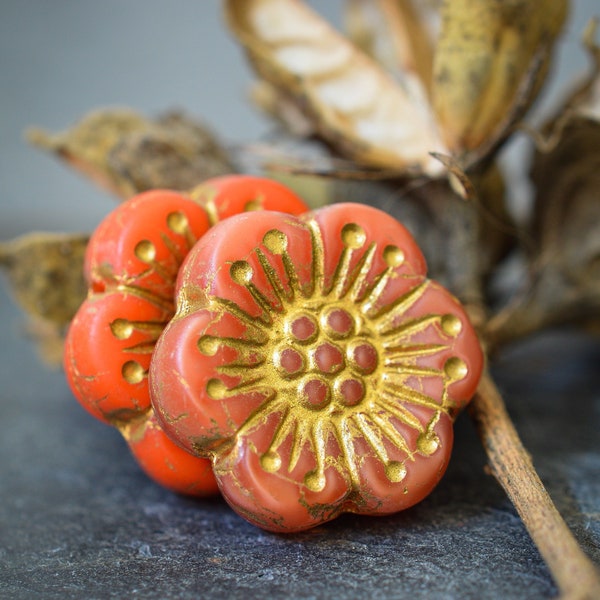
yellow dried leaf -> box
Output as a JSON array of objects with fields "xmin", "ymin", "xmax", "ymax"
[
  {"xmin": 567, "ymin": 20, "xmax": 600, "ymax": 122},
  {"xmin": 225, "ymin": 0, "xmax": 447, "ymax": 175},
  {"xmin": 250, "ymin": 80, "xmax": 316, "ymax": 136},
  {"xmin": 433, "ymin": 0, "xmax": 569, "ymax": 153},
  {"xmin": 0, "ymin": 232, "xmax": 89, "ymax": 326},
  {"xmin": 486, "ymin": 113, "xmax": 600, "ymax": 347},
  {"xmin": 27, "ymin": 108, "xmax": 234, "ymax": 199},
  {"xmin": 344, "ymin": 0, "xmax": 436, "ymax": 94},
  {"xmin": 1, "ymin": 232, "xmax": 89, "ymax": 366}
]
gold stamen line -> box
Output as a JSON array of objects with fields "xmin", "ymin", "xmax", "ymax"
[
  {"xmin": 308, "ymin": 420, "xmax": 328, "ymax": 487},
  {"xmin": 375, "ymin": 395, "xmax": 425, "ymax": 432},
  {"xmin": 307, "ymin": 219, "xmax": 325, "ymax": 297},
  {"xmin": 202, "ymin": 197, "xmax": 220, "ymax": 226},
  {"xmin": 370, "ymin": 412, "xmax": 413, "ymax": 458},
  {"xmin": 115, "ymin": 283, "xmax": 174, "ymax": 311},
  {"xmin": 216, "ymin": 359, "xmax": 267, "ymax": 377},
  {"xmin": 383, "ymin": 343, "xmax": 447, "ymax": 360},
  {"xmin": 264, "ymin": 407, "xmax": 294, "ymax": 461},
  {"xmin": 209, "ymin": 296, "xmax": 271, "ymax": 331},
  {"xmin": 288, "ymin": 419, "xmax": 305, "ymax": 473},
  {"xmin": 236, "ymin": 394, "xmax": 284, "ymax": 437},
  {"xmin": 372, "ymin": 280, "xmax": 429, "ymax": 330},
  {"xmin": 331, "ymin": 245, "xmax": 354, "ymax": 299},
  {"xmin": 352, "ymin": 413, "xmax": 390, "ymax": 465},
  {"xmin": 280, "ymin": 249, "xmax": 300, "ymax": 300},
  {"xmin": 347, "ymin": 242, "xmax": 377, "ymax": 302},
  {"xmin": 359, "ymin": 264, "xmax": 395, "ymax": 314},
  {"xmin": 333, "ymin": 418, "xmax": 361, "ymax": 487},
  {"xmin": 199, "ymin": 334, "xmax": 267, "ymax": 354},
  {"xmin": 123, "ymin": 341, "xmax": 158, "ymax": 354},
  {"xmin": 380, "ymin": 314, "xmax": 442, "ymax": 344},
  {"xmin": 381, "ymin": 381, "xmax": 444, "ymax": 412},
  {"xmin": 244, "ymin": 281, "xmax": 278, "ymax": 323},
  {"xmin": 382, "ymin": 364, "xmax": 443, "ymax": 378},
  {"xmin": 160, "ymin": 231, "xmax": 186, "ymax": 265},
  {"xmin": 255, "ymin": 248, "xmax": 289, "ymax": 308}
]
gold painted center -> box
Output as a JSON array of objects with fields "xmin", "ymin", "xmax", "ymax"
[{"xmin": 197, "ymin": 221, "xmax": 469, "ymax": 492}]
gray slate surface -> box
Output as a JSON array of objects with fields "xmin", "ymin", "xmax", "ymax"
[{"xmin": 1, "ymin": 282, "xmax": 598, "ymax": 599}]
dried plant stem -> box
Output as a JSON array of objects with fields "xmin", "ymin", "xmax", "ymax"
[{"xmin": 470, "ymin": 371, "xmax": 600, "ymax": 599}]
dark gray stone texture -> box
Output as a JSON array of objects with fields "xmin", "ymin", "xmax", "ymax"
[{"xmin": 1, "ymin": 282, "xmax": 598, "ymax": 599}]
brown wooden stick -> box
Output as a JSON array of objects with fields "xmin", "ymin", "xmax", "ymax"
[{"xmin": 470, "ymin": 371, "xmax": 600, "ymax": 599}]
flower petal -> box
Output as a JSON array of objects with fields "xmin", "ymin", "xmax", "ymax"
[
  {"xmin": 151, "ymin": 202, "xmax": 483, "ymax": 530},
  {"xmin": 64, "ymin": 292, "xmax": 171, "ymax": 423}
]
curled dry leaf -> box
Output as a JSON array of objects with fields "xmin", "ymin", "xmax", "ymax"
[
  {"xmin": 484, "ymin": 26, "xmax": 600, "ymax": 347},
  {"xmin": 250, "ymin": 80, "xmax": 317, "ymax": 137},
  {"xmin": 486, "ymin": 118, "xmax": 600, "ymax": 347},
  {"xmin": 343, "ymin": 0, "xmax": 436, "ymax": 94},
  {"xmin": 0, "ymin": 232, "xmax": 89, "ymax": 366},
  {"xmin": 565, "ymin": 19, "xmax": 600, "ymax": 121},
  {"xmin": 27, "ymin": 109, "xmax": 234, "ymax": 200},
  {"xmin": 433, "ymin": 0, "xmax": 569, "ymax": 154},
  {"xmin": 225, "ymin": 0, "xmax": 447, "ymax": 175}
]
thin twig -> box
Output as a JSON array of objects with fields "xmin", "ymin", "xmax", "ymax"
[{"xmin": 469, "ymin": 371, "xmax": 600, "ymax": 599}]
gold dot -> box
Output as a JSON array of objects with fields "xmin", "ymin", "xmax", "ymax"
[
  {"xmin": 134, "ymin": 240, "xmax": 156, "ymax": 263},
  {"xmin": 121, "ymin": 360, "xmax": 146, "ymax": 384},
  {"xmin": 263, "ymin": 229, "xmax": 288, "ymax": 255},
  {"xmin": 417, "ymin": 431, "xmax": 439, "ymax": 455},
  {"xmin": 110, "ymin": 318, "xmax": 133, "ymax": 340},
  {"xmin": 260, "ymin": 450, "xmax": 281, "ymax": 473},
  {"xmin": 441, "ymin": 314, "xmax": 462, "ymax": 337},
  {"xmin": 341, "ymin": 223, "xmax": 366, "ymax": 249},
  {"xmin": 244, "ymin": 198, "xmax": 262, "ymax": 212},
  {"xmin": 207, "ymin": 378, "xmax": 228, "ymax": 400},
  {"xmin": 197, "ymin": 336, "xmax": 220, "ymax": 356},
  {"xmin": 230, "ymin": 260, "xmax": 253, "ymax": 285},
  {"xmin": 385, "ymin": 461, "xmax": 407, "ymax": 483},
  {"xmin": 304, "ymin": 470, "xmax": 326, "ymax": 492},
  {"xmin": 444, "ymin": 357, "xmax": 468, "ymax": 381},
  {"xmin": 167, "ymin": 211, "xmax": 189, "ymax": 235},
  {"xmin": 383, "ymin": 245, "xmax": 405, "ymax": 267}
]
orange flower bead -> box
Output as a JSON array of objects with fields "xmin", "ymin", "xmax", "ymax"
[
  {"xmin": 64, "ymin": 176, "xmax": 308, "ymax": 496},
  {"xmin": 150, "ymin": 203, "xmax": 484, "ymax": 529}
]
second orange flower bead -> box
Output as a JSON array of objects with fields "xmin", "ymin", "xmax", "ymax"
[{"xmin": 64, "ymin": 175, "xmax": 308, "ymax": 496}]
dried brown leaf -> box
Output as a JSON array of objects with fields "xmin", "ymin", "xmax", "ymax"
[
  {"xmin": 531, "ymin": 118, "xmax": 600, "ymax": 290},
  {"xmin": 250, "ymin": 81, "xmax": 317, "ymax": 136},
  {"xmin": 0, "ymin": 232, "xmax": 88, "ymax": 326},
  {"xmin": 433, "ymin": 0, "xmax": 569, "ymax": 153},
  {"xmin": 486, "ymin": 116, "xmax": 600, "ymax": 347},
  {"xmin": 566, "ymin": 19, "xmax": 600, "ymax": 123},
  {"xmin": 27, "ymin": 108, "xmax": 234, "ymax": 200},
  {"xmin": 225, "ymin": 0, "xmax": 447, "ymax": 175},
  {"xmin": 344, "ymin": 0, "xmax": 436, "ymax": 94},
  {"xmin": 0, "ymin": 232, "xmax": 89, "ymax": 366}
]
